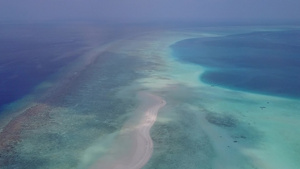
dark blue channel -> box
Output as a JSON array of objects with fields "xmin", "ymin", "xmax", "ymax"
[
  {"xmin": 0, "ymin": 29, "xmax": 82, "ymax": 111},
  {"xmin": 171, "ymin": 30, "xmax": 300, "ymax": 98}
]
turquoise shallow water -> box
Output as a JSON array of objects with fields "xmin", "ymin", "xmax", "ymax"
[{"xmin": 141, "ymin": 27, "xmax": 300, "ymax": 169}]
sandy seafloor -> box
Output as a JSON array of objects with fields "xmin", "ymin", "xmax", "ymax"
[{"xmin": 1, "ymin": 25, "xmax": 300, "ymax": 169}]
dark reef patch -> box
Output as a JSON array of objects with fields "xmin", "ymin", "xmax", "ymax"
[
  {"xmin": 204, "ymin": 110, "xmax": 263, "ymax": 148},
  {"xmin": 205, "ymin": 112, "xmax": 237, "ymax": 128}
]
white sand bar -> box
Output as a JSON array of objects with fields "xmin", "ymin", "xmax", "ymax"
[{"xmin": 90, "ymin": 92, "xmax": 166, "ymax": 169}]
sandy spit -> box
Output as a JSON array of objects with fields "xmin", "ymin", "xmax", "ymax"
[{"xmin": 90, "ymin": 92, "xmax": 166, "ymax": 169}]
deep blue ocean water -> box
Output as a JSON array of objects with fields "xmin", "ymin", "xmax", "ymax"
[
  {"xmin": 0, "ymin": 25, "xmax": 84, "ymax": 111},
  {"xmin": 171, "ymin": 29, "xmax": 300, "ymax": 98}
]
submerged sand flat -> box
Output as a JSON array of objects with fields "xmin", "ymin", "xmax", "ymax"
[{"xmin": 1, "ymin": 26, "xmax": 300, "ymax": 169}]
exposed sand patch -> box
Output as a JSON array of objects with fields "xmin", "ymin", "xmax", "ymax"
[{"xmin": 90, "ymin": 92, "xmax": 165, "ymax": 169}]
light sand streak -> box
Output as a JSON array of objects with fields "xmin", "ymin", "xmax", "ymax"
[{"xmin": 90, "ymin": 92, "xmax": 166, "ymax": 169}]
